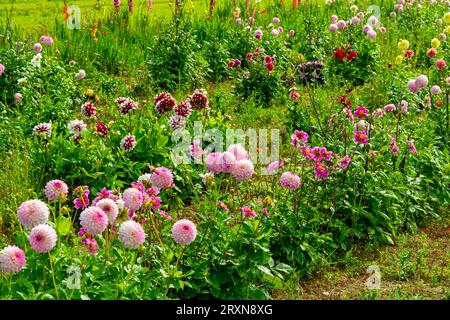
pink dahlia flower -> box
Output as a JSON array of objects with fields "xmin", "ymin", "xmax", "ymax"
[
  {"xmin": 95, "ymin": 198, "xmax": 119, "ymax": 224},
  {"xmin": 218, "ymin": 151, "xmax": 236, "ymax": 173},
  {"xmin": 29, "ymin": 224, "xmax": 57, "ymax": 253},
  {"xmin": 119, "ymin": 220, "xmax": 146, "ymax": 249},
  {"xmin": 232, "ymin": 159, "xmax": 254, "ymax": 181},
  {"xmin": 227, "ymin": 144, "xmax": 248, "ymax": 160},
  {"xmin": 150, "ymin": 167, "xmax": 174, "ymax": 189},
  {"xmin": 205, "ymin": 152, "xmax": 222, "ymax": 173},
  {"xmin": 0, "ymin": 245, "xmax": 26, "ymax": 273},
  {"xmin": 34, "ymin": 43, "xmax": 43, "ymax": 53},
  {"xmin": 171, "ymin": 219, "xmax": 197, "ymax": 245},
  {"xmin": 123, "ymin": 188, "xmax": 144, "ymax": 212},
  {"xmin": 79, "ymin": 206, "xmax": 108, "ymax": 235},
  {"xmin": 415, "ymin": 75, "xmax": 428, "ymax": 89},
  {"xmin": 280, "ymin": 172, "xmax": 300, "ymax": 190},
  {"xmin": 189, "ymin": 139, "xmax": 204, "ymax": 159},
  {"xmin": 266, "ymin": 161, "xmax": 284, "ymax": 175},
  {"xmin": 45, "ymin": 179, "xmax": 68, "ymax": 201},
  {"xmin": 17, "ymin": 199, "xmax": 49, "ymax": 229}
]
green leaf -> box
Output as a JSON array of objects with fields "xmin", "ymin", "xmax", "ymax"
[
  {"xmin": 257, "ymin": 265, "xmax": 273, "ymax": 277},
  {"xmin": 57, "ymin": 216, "xmax": 72, "ymax": 236},
  {"xmin": 274, "ymin": 263, "xmax": 293, "ymax": 274}
]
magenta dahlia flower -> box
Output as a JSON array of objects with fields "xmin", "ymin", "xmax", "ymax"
[
  {"xmin": 171, "ymin": 219, "xmax": 197, "ymax": 245},
  {"xmin": 123, "ymin": 187, "xmax": 144, "ymax": 212},
  {"xmin": 17, "ymin": 199, "xmax": 49, "ymax": 229},
  {"xmin": 354, "ymin": 106, "xmax": 369, "ymax": 119},
  {"xmin": 280, "ymin": 172, "xmax": 300, "ymax": 190},
  {"xmin": 45, "ymin": 179, "xmax": 68, "ymax": 202},
  {"xmin": 73, "ymin": 186, "xmax": 90, "ymax": 209},
  {"xmin": 241, "ymin": 205, "xmax": 257, "ymax": 218},
  {"xmin": 119, "ymin": 220, "xmax": 146, "ymax": 249},
  {"xmin": 150, "ymin": 167, "xmax": 174, "ymax": 189},
  {"xmin": 81, "ymin": 102, "xmax": 96, "ymax": 118},
  {"xmin": 301, "ymin": 145, "xmax": 312, "ymax": 161},
  {"xmin": 29, "ymin": 224, "xmax": 57, "ymax": 253},
  {"xmin": 291, "ymin": 130, "xmax": 309, "ymax": 148},
  {"xmin": 407, "ymin": 140, "xmax": 417, "ymax": 153},
  {"xmin": 79, "ymin": 206, "xmax": 108, "ymax": 235},
  {"xmin": 314, "ymin": 162, "xmax": 330, "ymax": 180},
  {"xmin": 339, "ymin": 155, "xmax": 352, "ymax": 169},
  {"xmin": 0, "ymin": 245, "xmax": 26, "ymax": 273},
  {"xmin": 355, "ymin": 131, "xmax": 369, "ymax": 144},
  {"xmin": 390, "ymin": 138, "xmax": 399, "ymax": 157}
]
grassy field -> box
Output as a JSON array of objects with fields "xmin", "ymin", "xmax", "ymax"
[{"xmin": 0, "ymin": 0, "xmax": 210, "ymax": 31}]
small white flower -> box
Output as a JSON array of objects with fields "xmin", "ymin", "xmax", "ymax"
[{"xmin": 31, "ymin": 53, "xmax": 42, "ymax": 68}]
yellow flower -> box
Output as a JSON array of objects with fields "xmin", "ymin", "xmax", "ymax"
[
  {"xmin": 264, "ymin": 196, "xmax": 274, "ymax": 207},
  {"xmin": 86, "ymin": 89, "xmax": 94, "ymax": 97},
  {"xmin": 396, "ymin": 55, "xmax": 404, "ymax": 64},
  {"xmin": 350, "ymin": 5, "xmax": 358, "ymax": 12},
  {"xmin": 398, "ymin": 39, "xmax": 409, "ymax": 50},
  {"xmin": 431, "ymin": 38, "xmax": 440, "ymax": 48},
  {"xmin": 233, "ymin": 7, "xmax": 241, "ymax": 18},
  {"xmin": 443, "ymin": 12, "xmax": 450, "ymax": 25}
]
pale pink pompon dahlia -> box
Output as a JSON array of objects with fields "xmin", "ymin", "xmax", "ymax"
[
  {"xmin": 119, "ymin": 220, "xmax": 146, "ymax": 249},
  {"xmin": 280, "ymin": 172, "xmax": 301, "ymax": 190},
  {"xmin": 29, "ymin": 224, "xmax": 57, "ymax": 253},
  {"xmin": 150, "ymin": 167, "xmax": 174, "ymax": 189},
  {"xmin": 232, "ymin": 159, "xmax": 254, "ymax": 181},
  {"xmin": 95, "ymin": 198, "xmax": 119, "ymax": 224},
  {"xmin": 45, "ymin": 179, "xmax": 69, "ymax": 201},
  {"xmin": 79, "ymin": 206, "xmax": 108, "ymax": 235},
  {"xmin": 123, "ymin": 187, "xmax": 144, "ymax": 212},
  {"xmin": 0, "ymin": 245, "xmax": 26, "ymax": 273},
  {"xmin": 171, "ymin": 219, "xmax": 197, "ymax": 245},
  {"xmin": 17, "ymin": 199, "xmax": 49, "ymax": 229}
]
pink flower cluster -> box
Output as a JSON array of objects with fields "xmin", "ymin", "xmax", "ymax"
[
  {"xmin": 291, "ymin": 130, "xmax": 309, "ymax": 148},
  {"xmin": 204, "ymin": 144, "xmax": 254, "ymax": 181},
  {"xmin": 407, "ymin": 75, "xmax": 428, "ymax": 93}
]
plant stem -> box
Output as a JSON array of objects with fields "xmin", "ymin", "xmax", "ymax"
[{"xmin": 48, "ymin": 252, "xmax": 60, "ymax": 299}]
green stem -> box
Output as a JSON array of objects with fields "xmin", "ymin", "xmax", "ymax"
[{"xmin": 48, "ymin": 252, "xmax": 60, "ymax": 299}]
